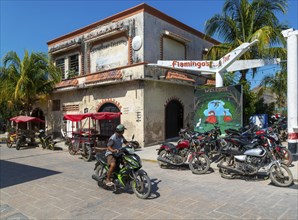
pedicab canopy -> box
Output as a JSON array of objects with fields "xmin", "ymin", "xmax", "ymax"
[
  {"xmin": 10, "ymin": 115, "xmax": 45, "ymax": 123},
  {"xmin": 63, "ymin": 112, "xmax": 121, "ymax": 122}
]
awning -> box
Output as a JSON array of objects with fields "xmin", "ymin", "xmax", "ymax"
[
  {"xmin": 91, "ymin": 112, "xmax": 121, "ymax": 120},
  {"xmin": 63, "ymin": 112, "xmax": 121, "ymax": 122},
  {"xmin": 10, "ymin": 116, "xmax": 45, "ymax": 123}
]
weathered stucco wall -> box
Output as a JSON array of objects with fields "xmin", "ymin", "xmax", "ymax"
[
  {"xmin": 143, "ymin": 12, "xmax": 214, "ymax": 63},
  {"xmin": 47, "ymin": 80, "xmax": 145, "ymax": 145},
  {"xmin": 143, "ymin": 80, "xmax": 194, "ymax": 145}
]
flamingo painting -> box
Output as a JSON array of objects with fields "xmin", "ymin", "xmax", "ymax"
[
  {"xmin": 205, "ymin": 110, "xmax": 217, "ymax": 124},
  {"xmin": 223, "ymin": 111, "xmax": 232, "ymax": 122}
]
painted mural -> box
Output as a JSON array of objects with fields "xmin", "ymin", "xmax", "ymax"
[{"xmin": 194, "ymin": 85, "xmax": 242, "ymax": 134}]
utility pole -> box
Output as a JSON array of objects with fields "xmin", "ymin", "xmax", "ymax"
[{"xmin": 282, "ymin": 28, "xmax": 298, "ymax": 157}]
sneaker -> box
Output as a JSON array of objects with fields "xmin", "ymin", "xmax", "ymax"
[{"xmin": 105, "ymin": 181, "xmax": 114, "ymax": 186}]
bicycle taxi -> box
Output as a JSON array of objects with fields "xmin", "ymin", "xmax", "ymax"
[
  {"xmin": 9, "ymin": 115, "xmax": 45, "ymax": 150},
  {"xmin": 63, "ymin": 112, "xmax": 121, "ymax": 161}
]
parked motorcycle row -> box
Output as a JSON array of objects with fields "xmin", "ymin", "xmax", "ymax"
[
  {"xmin": 156, "ymin": 123, "xmax": 294, "ymax": 187},
  {"xmin": 6, "ymin": 129, "xmax": 57, "ymax": 151}
]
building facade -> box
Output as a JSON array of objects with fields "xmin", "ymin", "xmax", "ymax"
[{"xmin": 41, "ymin": 3, "xmax": 218, "ymax": 146}]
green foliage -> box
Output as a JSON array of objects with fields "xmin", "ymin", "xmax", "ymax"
[
  {"xmin": 242, "ymin": 80, "xmax": 257, "ymax": 124},
  {"xmin": 254, "ymin": 97, "xmax": 275, "ymax": 115},
  {"xmin": 204, "ymin": 0, "xmax": 288, "ymax": 82},
  {"xmin": 0, "ymin": 50, "xmax": 62, "ymax": 120}
]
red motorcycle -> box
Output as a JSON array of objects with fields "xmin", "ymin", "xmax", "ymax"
[{"xmin": 156, "ymin": 132, "xmax": 210, "ymax": 174}]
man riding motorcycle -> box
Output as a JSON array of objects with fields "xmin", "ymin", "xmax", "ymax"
[{"xmin": 105, "ymin": 124, "xmax": 128, "ymax": 186}]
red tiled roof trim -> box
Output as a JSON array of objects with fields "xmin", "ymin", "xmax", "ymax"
[
  {"xmin": 166, "ymin": 71, "xmax": 195, "ymax": 83},
  {"xmin": 85, "ymin": 70, "xmax": 123, "ymax": 84},
  {"xmin": 55, "ymin": 79, "xmax": 78, "ymax": 88}
]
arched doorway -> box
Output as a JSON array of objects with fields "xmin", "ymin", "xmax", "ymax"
[
  {"xmin": 30, "ymin": 107, "xmax": 45, "ymax": 130},
  {"xmin": 98, "ymin": 103, "xmax": 120, "ymax": 137},
  {"xmin": 165, "ymin": 100, "xmax": 183, "ymax": 139}
]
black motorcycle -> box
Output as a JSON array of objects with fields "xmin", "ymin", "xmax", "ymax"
[
  {"xmin": 92, "ymin": 140, "xmax": 151, "ymax": 199},
  {"xmin": 217, "ymin": 131, "xmax": 293, "ymax": 187},
  {"xmin": 38, "ymin": 129, "xmax": 57, "ymax": 150},
  {"xmin": 15, "ymin": 130, "xmax": 37, "ymax": 150}
]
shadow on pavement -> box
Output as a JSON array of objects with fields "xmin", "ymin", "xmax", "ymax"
[
  {"xmin": 0, "ymin": 160, "xmax": 61, "ymax": 189},
  {"xmin": 147, "ymin": 178, "xmax": 161, "ymax": 199}
]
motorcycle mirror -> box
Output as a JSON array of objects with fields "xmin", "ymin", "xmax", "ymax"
[{"xmin": 131, "ymin": 134, "xmax": 134, "ymax": 140}]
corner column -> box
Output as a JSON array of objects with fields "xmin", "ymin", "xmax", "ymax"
[{"xmin": 282, "ymin": 28, "xmax": 298, "ymax": 157}]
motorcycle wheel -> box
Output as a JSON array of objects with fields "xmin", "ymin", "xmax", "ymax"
[
  {"xmin": 6, "ymin": 139, "xmax": 13, "ymax": 148},
  {"xmin": 15, "ymin": 139, "xmax": 21, "ymax": 150},
  {"xmin": 218, "ymin": 157, "xmax": 235, "ymax": 179},
  {"xmin": 131, "ymin": 171, "xmax": 151, "ymax": 199},
  {"xmin": 95, "ymin": 164, "xmax": 108, "ymax": 187},
  {"xmin": 269, "ymin": 163, "xmax": 293, "ymax": 187},
  {"xmin": 68, "ymin": 142, "xmax": 78, "ymax": 155},
  {"xmin": 82, "ymin": 144, "xmax": 93, "ymax": 162},
  {"xmin": 188, "ymin": 153, "xmax": 210, "ymax": 174},
  {"xmin": 48, "ymin": 142, "xmax": 55, "ymax": 150},
  {"xmin": 157, "ymin": 150, "xmax": 168, "ymax": 168},
  {"xmin": 275, "ymin": 148, "xmax": 293, "ymax": 167},
  {"xmin": 40, "ymin": 139, "xmax": 47, "ymax": 149}
]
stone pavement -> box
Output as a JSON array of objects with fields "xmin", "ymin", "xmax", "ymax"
[
  {"xmin": 7, "ymin": 136, "xmax": 298, "ymax": 181},
  {"xmin": 0, "ymin": 137, "xmax": 298, "ymax": 220}
]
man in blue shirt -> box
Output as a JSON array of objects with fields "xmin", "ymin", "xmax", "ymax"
[{"xmin": 105, "ymin": 124, "xmax": 128, "ymax": 186}]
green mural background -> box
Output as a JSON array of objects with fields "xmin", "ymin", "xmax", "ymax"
[{"xmin": 194, "ymin": 85, "xmax": 242, "ymax": 134}]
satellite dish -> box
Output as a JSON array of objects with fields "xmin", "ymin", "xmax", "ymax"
[{"xmin": 132, "ymin": 36, "xmax": 142, "ymax": 51}]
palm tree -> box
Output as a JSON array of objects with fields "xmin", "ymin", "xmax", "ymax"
[
  {"xmin": 0, "ymin": 50, "xmax": 61, "ymax": 116},
  {"xmin": 204, "ymin": 0, "xmax": 288, "ymax": 82},
  {"xmin": 261, "ymin": 67, "xmax": 287, "ymax": 113}
]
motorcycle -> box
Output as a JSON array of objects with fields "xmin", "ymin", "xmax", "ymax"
[
  {"xmin": 224, "ymin": 125, "xmax": 293, "ymax": 167},
  {"xmin": 91, "ymin": 140, "xmax": 151, "ymax": 199},
  {"xmin": 217, "ymin": 131, "xmax": 293, "ymax": 187},
  {"xmin": 256, "ymin": 128, "xmax": 293, "ymax": 166},
  {"xmin": 15, "ymin": 130, "xmax": 37, "ymax": 150},
  {"xmin": 156, "ymin": 134, "xmax": 210, "ymax": 174},
  {"xmin": 6, "ymin": 129, "xmax": 17, "ymax": 148},
  {"xmin": 38, "ymin": 129, "xmax": 57, "ymax": 150}
]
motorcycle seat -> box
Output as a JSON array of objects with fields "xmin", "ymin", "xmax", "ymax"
[
  {"xmin": 95, "ymin": 152, "xmax": 107, "ymax": 163},
  {"xmin": 243, "ymin": 142, "xmax": 259, "ymax": 149},
  {"xmin": 162, "ymin": 142, "xmax": 176, "ymax": 149}
]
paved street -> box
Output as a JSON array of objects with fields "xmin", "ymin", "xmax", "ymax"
[{"xmin": 0, "ymin": 144, "xmax": 297, "ymax": 220}]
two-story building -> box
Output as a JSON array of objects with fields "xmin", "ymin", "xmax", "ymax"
[{"xmin": 40, "ymin": 3, "xmax": 218, "ymax": 146}]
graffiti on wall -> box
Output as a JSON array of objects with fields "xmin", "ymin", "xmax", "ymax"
[{"xmin": 194, "ymin": 85, "xmax": 242, "ymax": 133}]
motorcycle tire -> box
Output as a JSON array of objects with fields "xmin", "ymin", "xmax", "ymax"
[
  {"xmin": 157, "ymin": 150, "xmax": 168, "ymax": 168},
  {"xmin": 82, "ymin": 145, "xmax": 93, "ymax": 162},
  {"xmin": 40, "ymin": 140, "xmax": 47, "ymax": 149},
  {"xmin": 131, "ymin": 171, "xmax": 151, "ymax": 199},
  {"xmin": 269, "ymin": 163, "xmax": 293, "ymax": 187},
  {"xmin": 6, "ymin": 140, "xmax": 13, "ymax": 148},
  {"xmin": 95, "ymin": 164, "xmax": 108, "ymax": 187},
  {"xmin": 68, "ymin": 143, "xmax": 77, "ymax": 155},
  {"xmin": 188, "ymin": 153, "xmax": 210, "ymax": 175},
  {"xmin": 48, "ymin": 142, "xmax": 54, "ymax": 150},
  {"xmin": 275, "ymin": 148, "xmax": 293, "ymax": 167},
  {"xmin": 15, "ymin": 139, "xmax": 21, "ymax": 150},
  {"xmin": 218, "ymin": 158, "xmax": 235, "ymax": 179}
]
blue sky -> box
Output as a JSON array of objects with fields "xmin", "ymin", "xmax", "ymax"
[{"xmin": 1, "ymin": 0, "xmax": 297, "ymax": 88}]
